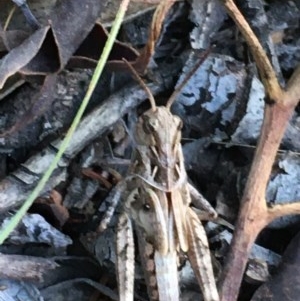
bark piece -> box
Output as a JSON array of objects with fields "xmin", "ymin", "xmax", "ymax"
[
  {"xmin": 0, "ymin": 279, "xmax": 42, "ymax": 301},
  {"xmin": 189, "ymin": 0, "xmax": 226, "ymax": 50},
  {"xmin": 4, "ymin": 213, "xmax": 72, "ymax": 251},
  {"xmin": 0, "ymin": 254, "xmax": 58, "ymax": 282},
  {"xmin": 173, "ymin": 52, "xmax": 247, "ymax": 139},
  {"xmin": 251, "ymin": 231, "xmax": 300, "ymax": 301}
]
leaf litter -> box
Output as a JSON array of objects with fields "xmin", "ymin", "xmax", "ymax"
[{"xmin": 0, "ymin": 0, "xmax": 300, "ymax": 300}]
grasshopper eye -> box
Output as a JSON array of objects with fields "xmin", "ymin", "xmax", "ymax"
[
  {"xmin": 142, "ymin": 122, "xmax": 151, "ymax": 134},
  {"xmin": 142, "ymin": 116, "xmax": 158, "ymax": 133},
  {"xmin": 143, "ymin": 203, "xmax": 151, "ymax": 211}
]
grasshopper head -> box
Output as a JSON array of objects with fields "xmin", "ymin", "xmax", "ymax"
[
  {"xmin": 136, "ymin": 107, "xmax": 182, "ymax": 164},
  {"xmin": 135, "ymin": 106, "xmax": 184, "ymax": 189}
]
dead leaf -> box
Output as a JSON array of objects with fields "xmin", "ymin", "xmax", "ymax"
[
  {"xmin": 0, "ymin": 74, "xmax": 57, "ymax": 137},
  {"xmin": 0, "ymin": 29, "xmax": 28, "ymax": 52},
  {"xmin": 0, "ymin": 26, "xmax": 53, "ymax": 88},
  {"xmin": 133, "ymin": 0, "xmax": 176, "ymax": 72},
  {"xmin": 11, "ymin": 0, "xmax": 40, "ymax": 29},
  {"xmin": 34, "ymin": 190, "xmax": 70, "ymax": 228},
  {"xmin": 0, "ymin": 0, "xmax": 139, "ymax": 137},
  {"xmin": 0, "ymin": 0, "xmax": 56, "ymax": 31},
  {"xmin": 0, "ymin": 0, "xmax": 108, "ymax": 89}
]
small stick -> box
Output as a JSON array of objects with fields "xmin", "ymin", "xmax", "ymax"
[
  {"xmin": 218, "ymin": 1, "xmax": 300, "ymax": 300},
  {"xmin": 166, "ymin": 47, "xmax": 212, "ymax": 109}
]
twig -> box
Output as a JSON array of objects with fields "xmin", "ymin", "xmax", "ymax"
[
  {"xmin": 221, "ymin": 0, "xmax": 283, "ymax": 103},
  {"xmin": 218, "ymin": 1, "xmax": 300, "ymax": 300},
  {"xmin": 267, "ymin": 202, "xmax": 300, "ymax": 223}
]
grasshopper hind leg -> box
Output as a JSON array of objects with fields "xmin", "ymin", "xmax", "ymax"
[
  {"xmin": 116, "ymin": 213, "xmax": 135, "ymax": 301},
  {"xmin": 187, "ymin": 208, "xmax": 220, "ymax": 301}
]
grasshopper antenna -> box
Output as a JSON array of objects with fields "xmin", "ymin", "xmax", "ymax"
[
  {"xmin": 166, "ymin": 47, "xmax": 212, "ymax": 110},
  {"xmin": 123, "ymin": 59, "xmax": 157, "ymax": 111}
]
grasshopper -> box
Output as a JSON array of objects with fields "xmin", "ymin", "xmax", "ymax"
[{"xmin": 99, "ymin": 52, "xmax": 220, "ymax": 301}]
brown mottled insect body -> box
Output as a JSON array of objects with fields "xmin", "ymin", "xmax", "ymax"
[{"xmin": 99, "ymin": 51, "xmax": 220, "ymax": 301}]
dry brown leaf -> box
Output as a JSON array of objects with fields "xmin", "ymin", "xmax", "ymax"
[
  {"xmin": 34, "ymin": 190, "xmax": 69, "ymax": 228},
  {"xmin": 133, "ymin": 0, "xmax": 177, "ymax": 72},
  {"xmin": 0, "ymin": 1, "xmax": 139, "ymax": 137}
]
